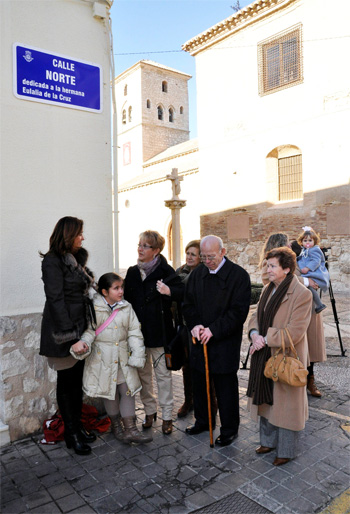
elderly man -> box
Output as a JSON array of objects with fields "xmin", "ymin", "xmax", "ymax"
[{"xmin": 183, "ymin": 235, "xmax": 251, "ymax": 446}]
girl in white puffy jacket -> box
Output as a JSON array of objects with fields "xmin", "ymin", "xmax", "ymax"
[{"xmin": 71, "ymin": 273, "xmax": 152, "ymax": 444}]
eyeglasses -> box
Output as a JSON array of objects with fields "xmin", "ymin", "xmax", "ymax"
[
  {"xmin": 138, "ymin": 244, "xmax": 153, "ymax": 250},
  {"xmin": 200, "ymin": 254, "xmax": 218, "ymax": 262}
]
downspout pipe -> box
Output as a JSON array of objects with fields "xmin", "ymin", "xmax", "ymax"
[{"xmin": 108, "ymin": 10, "xmax": 119, "ymax": 272}]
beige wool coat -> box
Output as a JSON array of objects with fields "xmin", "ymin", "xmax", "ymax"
[
  {"xmin": 248, "ymin": 275, "xmax": 312, "ymax": 431},
  {"xmin": 70, "ymin": 295, "xmax": 145, "ymax": 399},
  {"xmin": 261, "ymin": 262, "xmax": 326, "ymax": 363}
]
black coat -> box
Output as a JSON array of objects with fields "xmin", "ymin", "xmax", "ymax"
[
  {"xmin": 183, "ymin": 258, "xmax": 251, "ymax": 374},
  {"xmin": 124, "ymin": 255, "xmax": 184, "ymax": 348},
  {"xmin": 40, "ymin": 250, "xmax": 92, "ymax": 358}
]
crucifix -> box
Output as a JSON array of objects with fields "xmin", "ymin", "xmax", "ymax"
[{"xmin": 165, "ymin": 168, "xmax": 186, "ymax": 269}]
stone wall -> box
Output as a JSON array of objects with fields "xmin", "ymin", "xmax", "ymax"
[
  {"xmin": 0, "ymin": 314, "xmax": 56, "ymax": 442},
  {"xmin": 201, "ymin": 185, "xmax": 350, "ymax": 292}
]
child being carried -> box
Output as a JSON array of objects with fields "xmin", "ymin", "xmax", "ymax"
[{"xmin": 297, "ymin": 226, "xmax": 329, "ymax": 314}]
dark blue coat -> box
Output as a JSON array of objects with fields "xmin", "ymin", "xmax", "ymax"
[{"xmin": 183, "ymin": 258, "xmax": 251, "ymax": 374}]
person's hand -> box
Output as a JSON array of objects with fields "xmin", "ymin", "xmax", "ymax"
[
  {"xmin": 250, "ymin": 333, "xmax": 265, "ymax": 355},
  {"xmin": 199, "ymin": 327, "xmax": 213, "ymax": 345},
  {"xmin": 191, "ymin": 325, "xmax": 204, "ymax": 340},
  {"xmin": 71, "ymin": 341, "xmax": 89, "ymax": 355},
  {"xmin": 308, "ymin": 278, "xmax": 318, "ymax": 290},
  {"xmin": 156, "ymin": 280, "xmax": 171, "ymax": 296},
  {"xmin": 300, "ymin": 267, "xmax": 309, "ymax": 274}
]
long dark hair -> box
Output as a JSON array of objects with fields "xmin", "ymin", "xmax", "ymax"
[{"xmin": 40, "ymin": 216, "xmax": 84, "ymax": 257}]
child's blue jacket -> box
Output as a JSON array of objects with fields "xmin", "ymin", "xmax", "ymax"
[{"xmin": 297, "ymin": 246, "xmax": 330, "ymax": 291}]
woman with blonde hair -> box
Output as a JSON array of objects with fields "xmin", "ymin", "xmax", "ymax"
[
  {"xmin": 175, "ymin": 240, "xmax": 202, "ymax": 418},
  {"xmin": 124, "ymin": 230, "xmax": 184, "ymax": 434}
]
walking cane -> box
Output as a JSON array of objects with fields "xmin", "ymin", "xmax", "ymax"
[{"xmin": 192, "ymin": 337, "xmax": 214, "ymax": 448}]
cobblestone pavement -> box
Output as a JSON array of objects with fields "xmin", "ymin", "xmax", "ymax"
[{"xmin": 1, "ymin": 294, "xmax": 349, "ymax": 514}]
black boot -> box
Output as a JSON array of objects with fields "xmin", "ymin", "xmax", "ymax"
[
  {"xmin": 72, "ymin": 388, "xmax": 96, "ymax": 443},
  {"xmin": 57, "ymin": 393, "xmax": 91, "ymax": 455}
]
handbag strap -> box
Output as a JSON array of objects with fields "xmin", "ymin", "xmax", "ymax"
[
  {"xmin": 280, "ymin": 330, "xmax": 285, "ymax": 353},
  {"xmin": 283, "ymin": 328, "xmax": 299, "ymax": 360},
  {"xmin": 95, "ymin": 309, "xmax": 120, "ymax": 336}
]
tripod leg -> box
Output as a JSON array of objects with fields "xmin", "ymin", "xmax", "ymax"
[
  {"xmin": 241, "ymin": 343, "xmax": 252, "ymax": 370},
  {"xmin": 328, "ymin": 280, "xmax": 346, "ymax": 357}
]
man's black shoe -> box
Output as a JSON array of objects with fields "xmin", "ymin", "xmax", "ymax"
[
  {"xmin": 186, "ymin": 424, "xmax": 211, "ymax": 435},
  {"xmin": 215, "ymin": 433, "xmax": 238, "ymax": 446}
]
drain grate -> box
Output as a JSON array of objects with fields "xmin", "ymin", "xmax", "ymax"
[{"xmin": 193, "ymin": 491, "xmax": 272, "ymax": 513}]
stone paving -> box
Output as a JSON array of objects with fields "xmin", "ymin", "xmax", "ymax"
[{"xmin": 1, "ymin": 293, "xmax": 350, "ymax": 514}]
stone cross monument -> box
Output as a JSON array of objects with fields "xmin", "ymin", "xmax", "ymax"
[{"xmin": 165, "ymin": 168, "xmax": 186, "ymax": 269}]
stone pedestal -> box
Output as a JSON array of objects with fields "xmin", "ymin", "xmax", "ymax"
[{"xmin": 165, "ymin": 199, "xmax": 187, "ymax": 269}]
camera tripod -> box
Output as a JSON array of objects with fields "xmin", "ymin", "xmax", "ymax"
[{"xmin": 320, "ymin": 248, "xmax": 346, "ymax": 357}]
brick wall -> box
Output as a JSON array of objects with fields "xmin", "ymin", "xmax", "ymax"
[{"xmin": 201, "ymin": 184, "xmax": 350, "ymax": 291}]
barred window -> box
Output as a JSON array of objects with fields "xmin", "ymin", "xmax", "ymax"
[
  {"xmin": 157, "ymin": 105, "xmax": 163, "ymax": 120},
  {"xmin": 122, "ymin": 109, "xmax": 126, "ymax": 124},
  {"xmin": 258, "ymin": 25, "xmax": 303, "ymax": 96},
  {"xmin": 278, "ymin": 155, "xmax": 302, "ymax": 201}
]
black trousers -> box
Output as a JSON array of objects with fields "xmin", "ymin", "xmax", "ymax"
[
  {"xmin": 56, "ymin": 360, "xmax": 85, "ymax": 432},
  {"xmin": 192, "ymin": 367, "xmax": 239, "ymax": 437},
  {"xmin": 56, "ymin": 359, "xmax": 84, "ymax": 397}
]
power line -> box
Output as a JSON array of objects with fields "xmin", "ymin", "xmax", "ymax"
[
  {"xmin": 114, "ymin": 35, "xmax": 350, "ymax": 56},
  {"xmin": 115, "ymin": 50, "xmax": 183, "ymax": 56}
]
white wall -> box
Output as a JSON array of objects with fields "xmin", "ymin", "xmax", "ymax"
[
  {"xmin": 195, "ymin": 0, "xmax": 350, "ymax": 214},
  {"xmin": 118, "ymin": 170, "xmax": 201, "ymax": 270},
  {"xmin": 0, "ymin": 0, "xmax": 114, "ymax": 315}
]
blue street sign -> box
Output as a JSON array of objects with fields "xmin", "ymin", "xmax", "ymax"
[{"xmin": 13, "ymin": 44, "xmax": 103, "ymax": 113}]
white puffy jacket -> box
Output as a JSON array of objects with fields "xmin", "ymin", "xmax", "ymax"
[{"xmin": 70, "ymin": 294, "xmax": 145, "ymax": 399}]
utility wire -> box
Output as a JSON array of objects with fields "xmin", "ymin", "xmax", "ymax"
[{"xmin": 114, "ymin": 34, "xmax": 350, "ymax": 56}]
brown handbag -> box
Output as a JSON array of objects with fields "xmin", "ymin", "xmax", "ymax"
[{"xmin": 264, "ymin": 328, "xmax": 308, "ymax": 387}]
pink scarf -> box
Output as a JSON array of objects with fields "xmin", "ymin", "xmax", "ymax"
[{"xmin": 137, "ymin": 255, "xmax": 160, "ymax": 280}]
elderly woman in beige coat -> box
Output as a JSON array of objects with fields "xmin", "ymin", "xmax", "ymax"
[
  {"xmin": 247, "ymin": 247, "xmax": 312, "ymax": 466},
  {"xmin": 261, "ymin": 233, "xmax": 327, "ymax": 397},
  {"xmin": 71, "ymin": 272, "xmax": 152, "ymax": 445}
]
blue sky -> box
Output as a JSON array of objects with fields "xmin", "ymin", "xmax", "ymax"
[{"xmin": 111, "ymin": 0, "xmax": 252, "ymax": 137}]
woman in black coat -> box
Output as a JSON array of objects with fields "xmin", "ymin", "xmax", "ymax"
[
  {"xmin": 40, "ymin": 216, "xmax": 96, "ymax": 455},
  {"xmin": 124, "ymin": 230, "xmax": 184, "ymax": 435}
]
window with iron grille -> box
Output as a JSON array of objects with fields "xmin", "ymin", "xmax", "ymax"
[
  {"xmin": 278, "ymin": 154, "xmax": 302, "ymax": 201},
  {"xmin": 258, "ymin": 24, "xmax": 303, "ymax": 96}
]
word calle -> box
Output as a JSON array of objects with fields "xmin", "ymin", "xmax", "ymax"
[{"xmin": 52, "ymin": 59, "xmax": 75, "ymax": 71}]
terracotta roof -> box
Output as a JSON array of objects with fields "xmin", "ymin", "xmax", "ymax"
[{"xmin": 182, "ymin": 0, "xmax": 295, "ymax": 55}]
